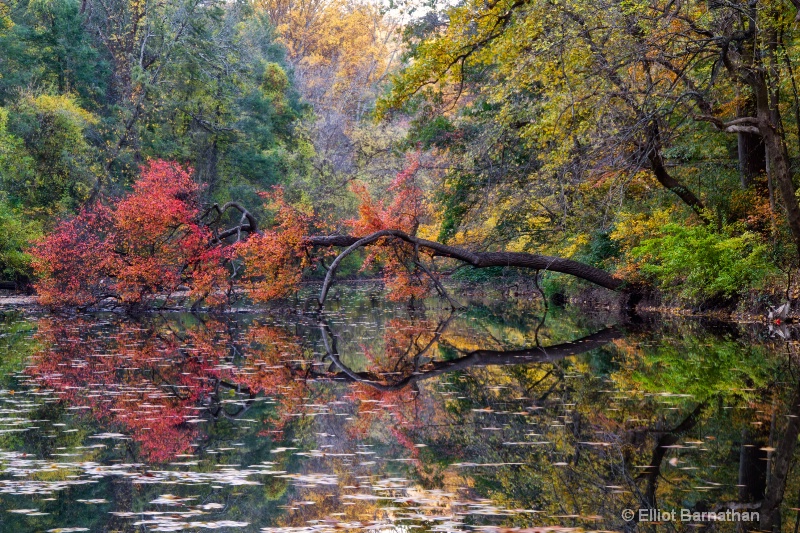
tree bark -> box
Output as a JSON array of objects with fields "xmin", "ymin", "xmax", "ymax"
[
  {"xmin": 754, "ymin": 76, "xmax": 800, "ymax": 257},
  {"xmin": 646, "ymin": 140, "xmax": 708, "ymax": 220},
  {"xmin": 306, "ymin": 230, "xmax": 633, "ymax": 308},
  {"xmin": 738, "ymin": 131, "xmax": 766, "ymax": 189}
]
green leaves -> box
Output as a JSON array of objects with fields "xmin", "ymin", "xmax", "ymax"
[
  {"xmin": 0, "ymin": 94, "xmax": 99, "ymax": 216},
  {"xmin": 630, "ymin": 223, "xmax": 774, "ymax": 303},
  {"xmin": 0, "ymin": 195, "xmax": 41, "ymax": 282}
]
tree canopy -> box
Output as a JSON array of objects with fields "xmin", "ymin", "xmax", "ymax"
[{"xmin": 3, "ymin": 0, "xmax": 800, "ymax": 308}]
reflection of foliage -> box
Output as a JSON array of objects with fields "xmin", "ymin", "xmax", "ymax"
[
  {"xmin": 612, "ymin": 330, "xmax": 779, "ymax": 402},
  {"xmin": 11, "ymin": 297, "xmax": 800, "ymax": 532},
  {"xmin": 379, "ymin": 320, "xmax": 798, "ymax": 531},
  {"xmin": 29, "ymin": 317, "xmax": 217, "ymax": 461}
]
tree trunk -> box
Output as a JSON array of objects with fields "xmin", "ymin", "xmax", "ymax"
[
  {"xmin": 760, "ymin": 113, "xmax": 800, "ymax": 256},
  {"xmin": 751, "ymin": 70, "xmax": 800, "ymax": 257},
  {"xmin": 738, "ymin": 131, "xmax": 766, "ymax": 188},
  {"xmin": 307, "ymin": 230, "xmax": 635, "ymax": 309},
  {"xmin": 647, "ymin": 148, "xmax": 708, "ymax": 219}
]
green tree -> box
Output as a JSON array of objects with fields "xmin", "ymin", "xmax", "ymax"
[
  {"xmin": 0, "ymin": 94, "xmax": 100, "ymax": 215},
  {"xmin": 0, "ymin": 0, "xmax": 104, "ymax": 104},
  {"xmin": 0, "ymin": 195, "xmax": 41, "ymax": 283},
  {"xmin": 380, "ymin": 0, "xmax": 800, "ymax": 277}
]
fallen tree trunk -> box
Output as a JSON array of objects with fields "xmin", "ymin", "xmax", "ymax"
[{"xmin": 305, "ymin": 230, "xmax": 635, "ymax": 308}]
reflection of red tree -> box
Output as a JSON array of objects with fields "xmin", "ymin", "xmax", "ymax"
[
  {"xmin": 27, "ymin": 317, "xmax": 313, "ymax": 462},
  {"xmin": 344, "ymin": 318, "xmax": 435, "ymax": 458},
  {"xmin": 26, "ymin": 312, "xmax": 464, "ymax": 463},
  {"xmin": 28, "ymin": 318, "xmax": 222, "ymax": 461},
  {"xmin": 214, "ymin": 323, "xmax": 311, "ymax": 439}
]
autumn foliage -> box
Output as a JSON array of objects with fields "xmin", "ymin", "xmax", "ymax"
[
  {"xmin": 31, "ymin": 155, "xmax": 438, "ymax": 309},
  {"xmin": 32, "ymin": 161, "xmax": 314, "ymax": 308},
  {"xmin": 32, "ymin": 160, "xmax": 230, "ymax": 307},
  {"xmin": 349, "ymin": 153, "xmax": 434, "ymax": 301},
  {"xmin": 28, "ymin": 316, "xmax": 318, "ymax": 461},
  {"xmin": 235, "ymin": 190, "xmax": 311, "ymax": 302},
  {"xmin": 29, "ymin": 317, "xmax": 218, "ymax": 461}
]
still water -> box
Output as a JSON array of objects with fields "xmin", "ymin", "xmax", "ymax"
[{"xmin": 0, "ymin": 285, "xmax": 795, "ymax": 532}]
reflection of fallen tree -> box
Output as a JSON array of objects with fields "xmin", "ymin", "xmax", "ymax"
[
  {"xmin": 319, "ymin": 320, "xmax": 621, "ymax": 392},
  {"xmin": 637, "ymin": 402, "xmax": 708, "ymax": 509}
]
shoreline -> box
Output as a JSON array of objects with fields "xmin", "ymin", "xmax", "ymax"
[{"xmin": 0, "ymin": 281, "xmax": 781, "ymax": 325}]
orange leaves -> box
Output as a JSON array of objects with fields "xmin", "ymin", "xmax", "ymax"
[
  {"xmin": 33, "ymin": 154, "xmax": 438, "ymax": 309},
  {"xmin": 383, "ymin": 264, "xmax": 431, "ymax": 302},
  {"xmin": 348, "ymin": 154, "xmax": 433, "ymax": 301},
  {"xmin": 349, "ymin": 154, "xmax": 423, "ymax": 236},
  {"xmin": 350, "ymin": 182, "xmax": 388, "ymax": 235},
  {"xmin": 235, "ymin": 188, "xmax": 311, "ymax": 303},
  {"xmin": 114, "ymin": 160, "xmax": 200, "ymax": 244}
]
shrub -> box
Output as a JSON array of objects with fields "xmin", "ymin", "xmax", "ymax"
[{"xmin": 628, "ymin": 223, "xmax": 773, "ymax": 303}]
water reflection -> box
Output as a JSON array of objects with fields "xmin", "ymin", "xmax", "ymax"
[{"xmin": 0, "ymin": 293, "xmax": 797, "ymax": 531}]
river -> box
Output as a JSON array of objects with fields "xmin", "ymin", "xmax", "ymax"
[{"xmin": 0, "ymin": 285, "xmax": 793, "ymax": 532}]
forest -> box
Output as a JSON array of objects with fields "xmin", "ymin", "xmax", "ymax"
[
  {"xmin": 1, "ymin": 0, "xmax": 800, "ymax": 312},
  {"xmin": 3, "ymin": 2, "xmax": 800, "ymax": 532}
]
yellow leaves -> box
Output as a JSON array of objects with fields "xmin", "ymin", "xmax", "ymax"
[
  {"xmin": 380, "ymin": 0, "xmax": 540, "ymax": 117},
  {"xmin": 610, "ymin": 208, "xmax": 675, "ymax": 252},
  {"xmin": 560, "ymin": 233, "xmax": 590, "ymax": 259},
  {"xmin": 610, "ymin": 208, "xmax": 674, "ymax": 260},
  {"xmin": 259, "ymin": 0, "xmax": 392, "ymax": 116},
  {"xmin": 609, "ymin": 207, "xmax": 677, "ymax": 281},
  {"xmin": 25, "ymin": 93, "xmax": 98, "ymax": 126}
]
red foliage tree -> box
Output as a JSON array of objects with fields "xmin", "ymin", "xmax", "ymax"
[
  {"xmin": 31, "ymin": 155, "xmax": 628, "ymax": 310},
  {"xmin": 32, "ymin": 161, "xmax": 317, "ymax": 308},
  {"xmin": 348, "ymin": 153, "xmax": 434, "ymax": 301},
  {"xmin": 32, "ymin": 160, "xmax": 230, "ymax": 307},
  {"xmin": 234, "ymin": 189, "xmax": 312, "ymax": 303}
]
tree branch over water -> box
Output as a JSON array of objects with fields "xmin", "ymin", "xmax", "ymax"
[{"xmin": 306, "ymin": 230, "xmax": 634, "ymax": 309}]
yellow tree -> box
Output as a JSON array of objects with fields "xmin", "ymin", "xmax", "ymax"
[
  {"xmin": 380, "ymin": 0, "xmax": 800, "ymax": 258},
  {"xmin": 256, "ymin": 0, "xmax": 403, "ymax": 219}
]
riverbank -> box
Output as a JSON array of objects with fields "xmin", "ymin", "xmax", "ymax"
[{"xmin": 0, "ymin": 277, "xmax": 785, "ymax": 324}]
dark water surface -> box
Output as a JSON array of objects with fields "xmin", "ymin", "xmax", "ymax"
[{"xmin": 0, "ymin": 286, "xmax": 795, "ymax": 532}]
